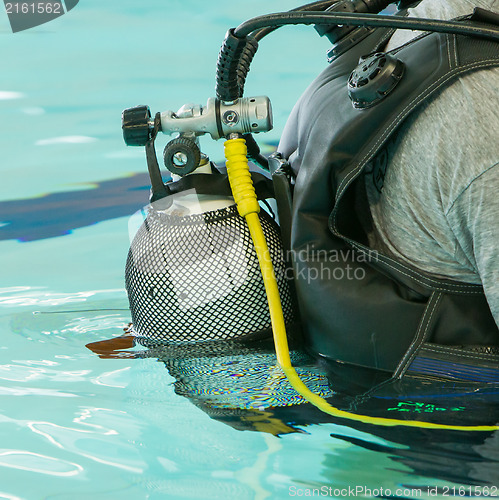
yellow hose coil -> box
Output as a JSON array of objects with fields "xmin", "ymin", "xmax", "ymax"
[
  {"xmin": 224, "ymin": 136, "xmax": 498, "ymax": 432},
  {"xmin": 224, "ymin": 138, "xmax": 260, "ymax": 217}
]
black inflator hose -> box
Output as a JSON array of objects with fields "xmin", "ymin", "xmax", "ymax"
[
  {"xmin": 233, "ymin": 11, "xmax": 499, "ymax": 39},
  {"xmin": 243, "ymin": 133, "xmax": 269, "ymax": 170},
  {"xmin": 253, "ymin": 0, "xmax": 340, "ymax": 41}
]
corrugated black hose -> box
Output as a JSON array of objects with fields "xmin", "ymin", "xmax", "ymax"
[{"xmin": 215, "ymin": 0, "xmax": 344, "ymax": 170}]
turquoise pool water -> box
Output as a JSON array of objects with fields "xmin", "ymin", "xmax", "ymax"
[{"xmin": 1, "ymin": 1, "xmax": 499, "ymax": 499}]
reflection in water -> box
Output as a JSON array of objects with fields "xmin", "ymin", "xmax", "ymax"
[
  {"xmin": 0, "ymin": 387, "xmax": 78, "ymax": 397},
  {"xmin": 86, "ymin": 334, "xmax": 499, "ymax": 488},
  {"xmin": 0, "ymin": 406, "xmax": 147, "ymax": 477},
  {"xmin": 0, "ymin": 450, "xmax": 82, "ymax": 476},
  {"xmin": 0, "ymin": 492, "xmax": 23, "ymax": 500},
  {"xmin": 28, "ymin": 418, "xmax": 145, "ymax": 474},
  {"xmin": 315, "ymin": 362, "xmax": 499, "ymax": 489},
  {"xmin": 87, "ymin": 334, "xmax": 333, "ymax": 435}
]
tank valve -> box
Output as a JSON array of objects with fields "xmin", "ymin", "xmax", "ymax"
[
  {"xmin": 122, "ymin": 96, "xmax": 272, "ymax": 146},
  {"xmin": 122, "ymin": 96, "xmax": 273, "ymax": 178},
  {"xmin": 122, "ymin": 105, "xmax": 154, "ymax": 146},
  {"xmin": 163, "ymin": 137, "xmax": 201, "ymax": 176}
]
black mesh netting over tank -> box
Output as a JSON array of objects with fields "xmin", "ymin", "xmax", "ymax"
[{"xmin": 125, "ymin": 203, "xmax": 295, "ymax": 342}]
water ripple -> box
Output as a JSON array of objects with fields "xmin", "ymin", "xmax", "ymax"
[
  {"xmin": 0, "ymin": 450, "xmax": 82, "ymax": 476},
  {"xmin": 0, "ymin": 287, "xmax": 125, "ymax": 308},
  {"xmin": 0, "ymin": 386, "xmax": 78, "ymax": 397},
  {"xmin": 0, "ymin": 363, "xmax": 91, "ymax": 383},
  {"xmin": 0, "ymin": 492, "xmax": 23, "ymax": 500},
  {"xmin": 25, "ymin": 408, "xmax": 147, "ymax": 473},
  {"xmin": 0, "ymin": 91, "xmax": 24, "ymax": 100},
  {"xmin": 35, "ymin": 136, "xmax": 98, "ymax": 146},
  {"xmin": 92, "ymin": 367, "xmax": 131, "ymax": 388},
  {"xmin": 21, "ymin": 107, "xmax": 45, "ymax": 116}
]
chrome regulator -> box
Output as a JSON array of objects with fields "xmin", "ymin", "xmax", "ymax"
[{"xmin": 122, "ymin": 96, "xmax": 272, "ymax": 178}]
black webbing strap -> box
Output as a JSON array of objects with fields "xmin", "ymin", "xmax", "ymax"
[{"xmin": 162, "ymin": 171, "xmax": 275, "ymax": 201}]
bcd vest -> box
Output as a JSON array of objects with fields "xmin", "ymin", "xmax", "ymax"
[{"xmin": 275, "ymin": 9, "xmax": 499, "ymax": 376}]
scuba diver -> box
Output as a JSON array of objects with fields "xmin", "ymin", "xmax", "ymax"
[{"xmin": 112, "ymin": 0, "xmax": 499, "ymax": 433}]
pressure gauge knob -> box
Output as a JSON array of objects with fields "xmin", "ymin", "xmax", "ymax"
[
  {"xmin": 122, "ymin": 105, "xmax": 152, "ymax": 146},
  {"xmin": 163, "ymin": 137, "xmax": 201, "ymax": 176}
]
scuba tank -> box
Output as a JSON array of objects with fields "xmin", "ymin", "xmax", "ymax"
[{"xmin": 122, "ymin": 99, "xmax": 296, "ymax": 344}]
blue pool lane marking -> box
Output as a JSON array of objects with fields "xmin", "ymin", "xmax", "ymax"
[
  {"xmin": 0, "ymin": 172, "xmax": 154, "ymax": 242},
  {"xmin": 0, "ymin": 140, "xmax": 279, "ymax": 242}
]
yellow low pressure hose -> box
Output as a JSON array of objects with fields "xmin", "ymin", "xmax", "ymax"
[{"xmin": 224, "ymin": 136, "xmax": 498, "ymax": 432}]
